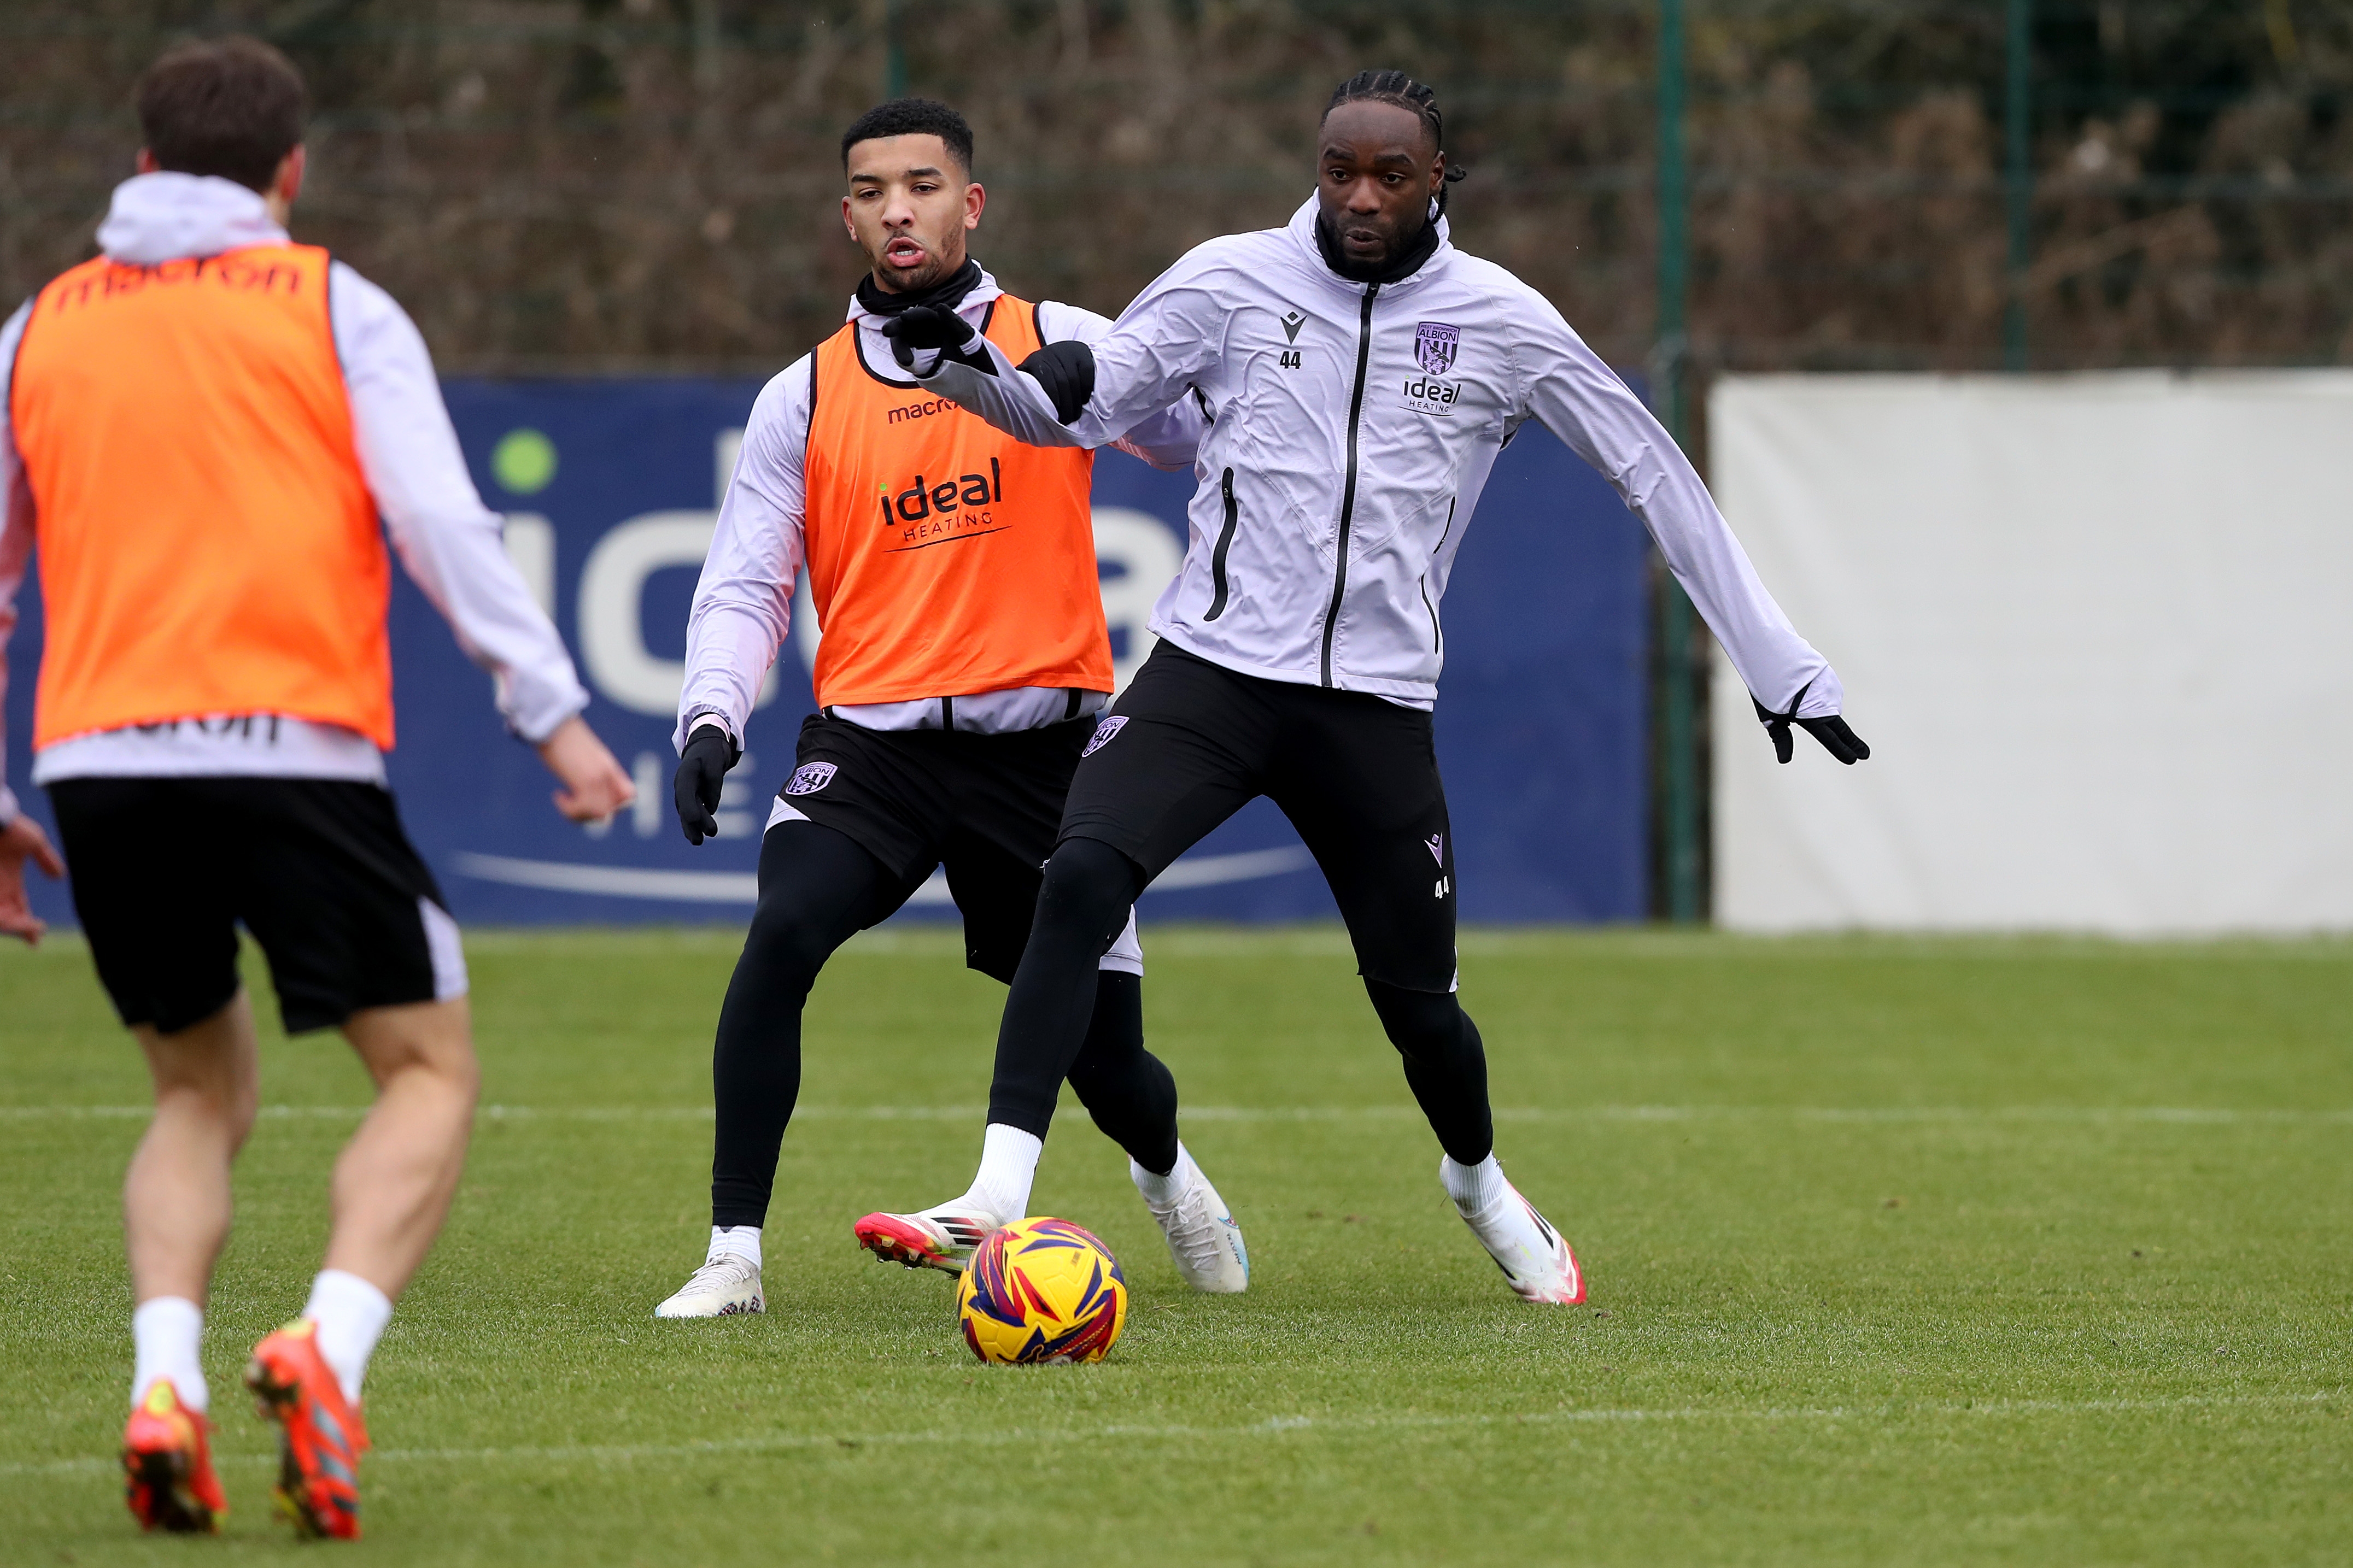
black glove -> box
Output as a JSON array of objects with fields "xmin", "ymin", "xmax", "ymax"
[
  {"xmin": 1754, "ymin": 680, "xmax": 1870, "ymax": 766},
  {"xmin": 674, "ymin": 725, "xmax": 739, "ymax": 845},
  {"xmin": 1017, "ymin": 340, "xmax": 1098, "ymax": 425},
  {"xmin": 879, "ymin": 304, "xmax": 977, "ymax": 369}
]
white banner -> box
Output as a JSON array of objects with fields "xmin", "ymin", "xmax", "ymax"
[{"xmin": 1711, "ymin": 371, "xmax": 2353, "ymax": 933}]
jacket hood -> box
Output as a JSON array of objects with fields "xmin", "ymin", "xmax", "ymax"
[
  {"xmin": 1286, "ymin": 195, "xmax": 1452, "ymax": 291},
  {"xmin": 96, "ymin": 173, "xmax": 288, "ymax": 265}
]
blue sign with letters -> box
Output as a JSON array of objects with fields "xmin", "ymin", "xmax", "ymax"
[{"xmin": 4, "ymin": 378, "xmax": 1648, "ymax": 930}]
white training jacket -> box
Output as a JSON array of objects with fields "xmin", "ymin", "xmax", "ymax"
[
  {"xmin": 673, "ymin": 268, "xmax": 1205, "ymax": 754},
  {"xmin": 0, "ymin": 174, "xmax": 589, "ymax": 826},
  {"xmin": 916, "ymin": 196, "xmax": 1845, "ymax": 717}
]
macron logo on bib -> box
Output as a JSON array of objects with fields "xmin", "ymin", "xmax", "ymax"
[
  {"xmin": 785, "ymin": 761, "xmax": 838, "ymax": 796},
  {"xmin": 1082, "ymin": 716, "xmax": 1128, "ymax": 758}
]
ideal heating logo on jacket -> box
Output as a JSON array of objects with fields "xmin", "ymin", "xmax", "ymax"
[
  {"xmin": 875, "ymin": 459, "xmax": 1006, "ymax": 550},
  {"xmin": 1402, "ymin": 321, "xmax": 1465, "ymax": 417}
]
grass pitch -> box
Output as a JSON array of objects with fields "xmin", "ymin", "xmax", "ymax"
[{"xmin": 3, "ymin": 925, "xmax": 2349, "ymax": 1565}]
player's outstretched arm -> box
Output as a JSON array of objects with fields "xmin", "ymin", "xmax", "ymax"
[
  {"xmin": 1511, "ymin": 289, "xmax": 1868, "ymax": 765},
  {"xmin": 906, "ymin": 246, "xmax": 1233, "ymax": 451},
  {"xmin": 884, "ymin": 305, "xmax": 1089, "ymax": 449},
  {"xmin": 1034, "ymin": 301, "xmax": 1209, "ymax": 472},
  {"xmin": 330, "ymin": 264, "xmax": 639, "ymax": 816},
  {"xmin": 334, "ymin": 267, "xmax": 595, "ymax": 737}
]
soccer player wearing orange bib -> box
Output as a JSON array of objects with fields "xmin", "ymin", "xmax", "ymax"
[
  {"xmin": 651, "ymin": 99, "xmax": 1249, "ymax": 1318},
  {"xmin": 0, "ymin": 40, "xmax": 633, "ymax": 1537}
]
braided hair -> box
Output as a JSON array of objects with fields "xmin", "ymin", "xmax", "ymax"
[{"xmin": 1322, "ymin": 69, "xmax": 1469, "ymax": 216}]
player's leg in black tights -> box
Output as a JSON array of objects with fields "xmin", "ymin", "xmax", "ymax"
[
  {"xmin": 1066, "ymin": 970, "xmax": 1181, "ymax": 1176},
  {"xmin": 986, "ymin": 836, "xmax": 1146, "ymax": 1143},
  {"xmin": 1365, "ymin": 981, "xmax": 1494, "ymax": 1166},
  {"xmin": 710, "ymin": 823, "xmax": 910, "ymax": 1228}
]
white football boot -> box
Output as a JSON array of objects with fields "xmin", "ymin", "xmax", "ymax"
[
  {"xmin": 1448, "ymin": 1159, "xmax": 1585, "ymax": 1305},
  {"xmin": 1133, "ymin": 1144, "xmax": 1249, "ymax": 1293},
  {"xmin": 853, "ymin": 1205, "xmax": 1003, "ymax": 1273},
  {"xmin": 652, "ymin": 1253, "xmax": 765, "ymax": 1318}
]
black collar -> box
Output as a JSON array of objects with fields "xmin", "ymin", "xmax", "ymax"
[
  {"xmin": 1313, "ymin": 210, "xmax": 1440, "ymax": 286},
  {"xmin": 855, "ymin": 257, "xmax": 985, "ymax": 318}
]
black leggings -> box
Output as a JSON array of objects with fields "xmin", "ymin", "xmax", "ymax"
[
  {"xmin": 987, "ymin": 836, "xmax": 1495, "ymax": 1166},
  {"xmin": 709, "ymin": 823, "xmax": 1178, "ymax": 1229}
]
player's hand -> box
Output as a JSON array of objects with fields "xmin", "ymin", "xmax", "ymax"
[
  {"xmin": 1754, "ymin": 683, "xmax": 1870, "ymax": 766},
  {"xmin": 880, "ymin": 304, "xmax": 976, "ymax": 369},
  {"xmin": 536, "ymin": 715, "xmax": 635, "ymax": 823},
  {"xmin": 1017, "ymin": 340, "xmax": 1097, "ymax": 424},
  {"xmin": 673, "ymin": 725, "xmax": 737, "ymax": 846},
  {"xmin": 0, "ymin": 813, "xmax": 65, "ymax": 947}
]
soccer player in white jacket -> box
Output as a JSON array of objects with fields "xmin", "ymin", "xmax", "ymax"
[{"xmin": 862, "ymin": 70, "xmax": 1869, "ymax": 1306}]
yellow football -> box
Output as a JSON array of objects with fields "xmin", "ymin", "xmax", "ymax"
[{"xmin": 955, "ymin": 1216, "xmax": 1128, "ymax": 1365}]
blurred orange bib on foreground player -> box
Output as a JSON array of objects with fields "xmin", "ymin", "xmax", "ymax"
[
  {"xmin": 801, "ymin": 294, "xmax": 1107, "ymax": 708},
  {"xmin": 10, "ymin": 244, "xmax": 394, "ymax": 749}
]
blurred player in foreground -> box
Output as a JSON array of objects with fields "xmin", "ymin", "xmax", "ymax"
[
  {"xmin": 869, "ymin": 70, "xmax": 1870, "ymax": 1306},
  {"xmin": 657, "ymin": 98, "xmax": 1245, "ymax": 1318},
  {"xmin": 0, "ymin": 38, "xmax": 633, "ymax": 1537}
]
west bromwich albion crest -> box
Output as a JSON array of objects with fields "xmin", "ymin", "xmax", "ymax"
[{"xmin": 1414, "ymin": 322, "xmax": 1460, "ymax": 375}]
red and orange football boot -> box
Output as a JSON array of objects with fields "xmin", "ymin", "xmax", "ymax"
[
  {"xmin": 121, "ymin": 1378, "xmax": 225, "ymax": 1534},
  {"xmin": 853, "ymin": 1205, "xmax": 1003, "ymax": 1273},
  {"xmin": 244, "ymin": 1319, "xmax": 370, "ymax": 1540}
]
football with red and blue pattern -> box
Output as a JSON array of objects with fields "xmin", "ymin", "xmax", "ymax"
[{"xmin": 955, "ymin": 1217, "xmax": 1128, "ymax": 1365}]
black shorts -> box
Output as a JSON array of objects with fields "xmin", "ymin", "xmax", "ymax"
[
  {"xmin": 46, "ymin": 777, "xmax": 466, "ymax": 1036},
  {"xmin": 772, "ymin": 712, "xmax": 1100, "ymax": 983},
  {"xmin": 1060, "ymin": 640, "xmax": 1459, "ymax": 993}
]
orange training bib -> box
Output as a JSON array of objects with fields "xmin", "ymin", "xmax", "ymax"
[
  {"xmin": 10, "ymin": 244, "xmax": 393, "ymax": 750},
  {"xmin": 800, "ymin": 295, "xmax": 1109, "ymax": 709}
]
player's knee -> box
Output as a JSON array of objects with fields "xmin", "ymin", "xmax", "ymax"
[
  {"xmin": 224, "ymin": 1071, "xmax": 262, "ymax": 1149},
  {"xmin": 407, "ymin": 1020, "xmax": 481, "ymax": 1108},
  {"xmin": 741, "ymin": 894, "xmax": 838, "ymax": 997},
  {"xmin": 1364, "ymin": 979, "xmax": 1476, "ymax": 1063},
  {"xmin": 1036, "ymin": 837, "xmax": 1143, "ymax": 952},
  {"xmin": 441, "ymin": 1035, "xmax": 483, "ymax": 1104},
  {"xmin": 345, "ymin": 997, "xmax": 478, "ymax": 1103},
  {"xmin": 151, "ymin": 1073, "xmax": 258, "ymax": 1150}
]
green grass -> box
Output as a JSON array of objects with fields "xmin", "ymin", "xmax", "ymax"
[{"xmin": 4, "ymin": 926, "xmax": 2350, "ymax": 1565}]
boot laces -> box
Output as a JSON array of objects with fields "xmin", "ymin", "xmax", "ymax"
[
  {"xmin": 686, "ymin": 1255, "xmax": 758, "ymax": 1290},
  {"xmin": 1158, "ymin": 1176, "xmax": 1229, "ymax": 1275}
]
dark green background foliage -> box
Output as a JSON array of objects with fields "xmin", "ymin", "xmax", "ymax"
[{"xmin": 4, "ymin": 1, "xmax": 2350, "ymax": 374}]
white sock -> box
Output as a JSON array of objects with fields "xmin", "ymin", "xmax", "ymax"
[
  {"xmin": 707, "ymin": 1225, "xmax": 762, "ymax": 1269},
  {"xmin": 1131, "ymin": 1142, "xmax": 1194, "ymax": 1208},
  {"xmin": 131, "ymin": 1296, "xmax": 207, "ymax": 1413},
  {"xmin": 953, "ymin": 1123, "xmax": 1043, "ymax": 1221},
  {"xmin": 303, "ymin": 1270, "xmax": 393, "ymax": 1407},
  {"xmin": 1442, "ymin": 1153, "xmax": 1505, "ymax": 1216}
]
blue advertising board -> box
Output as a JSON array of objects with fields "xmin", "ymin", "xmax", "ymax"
[{"xmin": 4, "ymin": 378, "xmax": 1647, "ymax": 930}]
